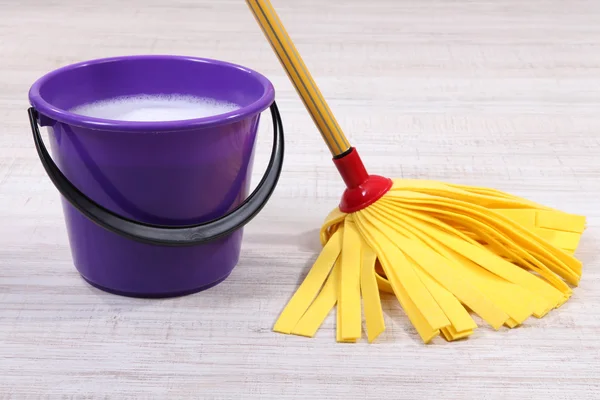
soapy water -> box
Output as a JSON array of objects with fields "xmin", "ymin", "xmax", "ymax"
[{"xmin": 69, "ymin": 94, "xmax": 241, "ymax": 122}]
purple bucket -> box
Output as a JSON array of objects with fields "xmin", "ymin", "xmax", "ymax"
[{"xmin": 27, "ymin": 55, "xmax": 284, "ymax": 298}]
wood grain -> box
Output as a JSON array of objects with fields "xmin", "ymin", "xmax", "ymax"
[{"xmin": 1, "ymin": 0, "xmax": 599, "ymax": 398}]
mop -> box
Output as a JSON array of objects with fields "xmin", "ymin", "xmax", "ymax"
[{"xmin": 245, "ymin": 0, "xmax": 586, "ymax": 343}]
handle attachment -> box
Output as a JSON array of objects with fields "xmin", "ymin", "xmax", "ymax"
[{"xmin": 28, "ymin": 102, "xmax": 284, "ymax": 247}]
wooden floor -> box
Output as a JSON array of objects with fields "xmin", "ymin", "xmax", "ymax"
[{"xmin": 1, "ymin": 0, "xmax": 599, "ymax": 398}]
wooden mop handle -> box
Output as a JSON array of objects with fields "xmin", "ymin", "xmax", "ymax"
[{"xmin": 245, "ymin": 0, "xmax": 352, "ymax": 157}]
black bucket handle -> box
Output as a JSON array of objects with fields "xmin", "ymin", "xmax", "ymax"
[{"xmin": 28, "ymin": 101, "xmax": 284, "ymax": 247}]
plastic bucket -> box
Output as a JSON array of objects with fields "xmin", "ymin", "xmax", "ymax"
[{"xmin": 27, "ymin": 55, "xmax": 284, "ymax": 298}]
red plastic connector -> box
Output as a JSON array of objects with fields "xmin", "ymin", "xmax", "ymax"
[{"xmin": 332, "ymin": 147, "xmax": 393, "ymax": 213}]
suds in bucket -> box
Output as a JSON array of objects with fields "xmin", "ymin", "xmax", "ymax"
[{"xmin": 70, "ymin": 94, "xmax": 241, "ymax": 122}]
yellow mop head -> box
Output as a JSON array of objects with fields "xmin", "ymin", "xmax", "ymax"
[
  {"xmin": 273, "ymin": 175, "xmax": 585, "ymax": 343},
  {"xmin": 245, "ymin": 0, "xmax": 587, "ymax": 343}
]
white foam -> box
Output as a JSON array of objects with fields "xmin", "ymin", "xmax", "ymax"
[{"xmin": 70, "ymin": 94, "xmax": 240, "ymax": 122}]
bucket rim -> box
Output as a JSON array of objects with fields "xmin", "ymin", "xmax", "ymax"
[{"xmin": 28, "ymin": 54, "xmax": 276, "ymax": 132}]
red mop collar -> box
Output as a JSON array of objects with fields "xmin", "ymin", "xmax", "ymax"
[{"xmin": 333, "ymin": 147, "xmax": 393, "ymax": 213}]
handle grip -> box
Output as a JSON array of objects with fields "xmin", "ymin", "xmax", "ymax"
[
  {"xmin": 28, "ymin": 101, "xmax": 285, "ymax": 247},
  {"xmin": 246, "ymin": 0, "xmax": 351, "ymax": 157}
]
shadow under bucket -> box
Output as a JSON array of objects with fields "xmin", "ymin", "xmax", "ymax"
[{"xmin": 28, "ymin": 55, "xmax": 284, "ymax": 298}]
